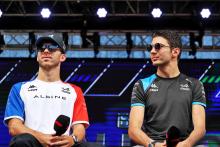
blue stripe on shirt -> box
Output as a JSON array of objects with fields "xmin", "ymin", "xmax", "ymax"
[
  {"xmin": 131, "ymin": 103, "xmax": 145, "ymax": 107},
  {"xmin": 141, "ymin": 74, "xmax": 157, "ymax": 91},
  {"xmin": 192, "ymin": 102, "xmax": 206, "ymax": 107},
  {"xmin": 4, "ymin": 82, "xmax": 25, "ymax": 125}
]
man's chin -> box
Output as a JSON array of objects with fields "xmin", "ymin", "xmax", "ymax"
[
  {"xmin": 40, "ymin": 63, "xmax": 54, "ymax": 69},
  {"xmin": 152, "ymin": 61, "xmax": 161, "ymax": 66}
]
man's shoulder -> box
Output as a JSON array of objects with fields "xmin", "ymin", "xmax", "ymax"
[
  {"xmin": 140, "ymin": 74, "xmax": 157, "ymax": 83},
  {"xmin": 11, "ymin": 80, "xmax": 31, "ymax": 90},
  {"xmin": 179, "ymin": 73, "xmax": 203, "ymax": 90},
  {"xmin": 179, "ymin": 73, "xmax": 200, "ymax": 84},
  {"xmin": 138, "ymin": 74, "xmax": 157, "ymax": 91},
  {"xmin": 63, "ymin": 82, "xmax": 82, "ymax": 91}
]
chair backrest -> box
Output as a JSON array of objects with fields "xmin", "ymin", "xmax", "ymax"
[
  {"xmin": 121, "ymin": 133, "xmax": 131, "ymax": 147},
  {"xmin": 96, "ymin": 133, "xmax": 106, "ymax": 146}
]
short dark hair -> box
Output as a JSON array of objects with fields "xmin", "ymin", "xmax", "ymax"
[{"xmin": 152, "ymin": 31, "xmax": 182, "ymax": 60}]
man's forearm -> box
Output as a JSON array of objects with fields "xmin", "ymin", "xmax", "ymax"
[
  {"xmin": 10, "ymin": 122, "xmax": 37, "ymax": 136},
  {"xmin": 128, "ymin": 128, "xmax": 153, "ymax": 146},
  {"xmin": 72, "ymin": 130, "xmax": 85, "ymax": 142},
  {"xmin": 8, "ymin": 119, "xmax": 45, "ymax": 143},
  {"xmin": 72, "ymin": 124, "xmax": 86, "ymax": 142},
  {"xmin": 184, "ymin": 128, "xmax": 206, "ymax": 146}
]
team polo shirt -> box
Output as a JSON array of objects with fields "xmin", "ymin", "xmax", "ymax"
[
  {"xmin": 131, "ymin": 73, "xmax": 206, "ymax": 141},
  {"xmin": 4, "ymin": 79, "xmax": 89, "ymax": 135}
]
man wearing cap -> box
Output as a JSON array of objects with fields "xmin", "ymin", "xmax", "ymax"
[{"xmin": 4, "ymin": 34, "xmax": 92, "ymax": 147}]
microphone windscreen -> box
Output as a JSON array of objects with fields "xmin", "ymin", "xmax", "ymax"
[
  {"xmin": 166, "ymin": 126, "xmax": 181, "ymax": 147},
  {"xmin": 54, "ymin": 115, "xmax": 70, "ymax": 136}
]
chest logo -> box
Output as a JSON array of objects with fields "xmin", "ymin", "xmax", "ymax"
[
  {"xmin": 149, "ymin": 83, "xmax": 158, "ymax": 92},
  {"xmin": 28, "ymin": 85, "xmax": 37, "ymax": 91},
  {"xmin": 180, "ymin": 84, "xmax": 190, "ymax": 91},
  {"xmin": 62, "ymin": 87, "xmax": 71, "ymax": 94}
]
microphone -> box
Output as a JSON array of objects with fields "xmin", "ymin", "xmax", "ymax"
[
  {"xmin": 166, "ymin": 126, "xmax": 181, "ymax": 147},
  {"xmin": 54, "ymin": 115, "xmax": 70, "ymax": 136}
]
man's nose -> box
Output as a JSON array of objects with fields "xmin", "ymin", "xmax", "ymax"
[
  {"xmin": 150, "ymin": 47, "xmax": 157, "ymax": 54},
  {"xmin": 43, "ymin": 48, "xmax": 50, "ymax": 52}
]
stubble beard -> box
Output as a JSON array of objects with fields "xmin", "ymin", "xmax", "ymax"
[{"xmin": 39, "ymin": 60, "xmax": 60, "ymax": 71}]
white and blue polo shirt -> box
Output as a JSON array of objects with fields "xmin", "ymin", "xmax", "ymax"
[{"xmin": 4, "ymin": 79, "xmax": 89, "ymax": 135}]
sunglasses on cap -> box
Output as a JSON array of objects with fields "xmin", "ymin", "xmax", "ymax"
[
  {"xmin": 147, "ymin": 43, "xmax": 170, "ymax": 52},
  {"xmin": 37, "ymin": 44, "xmax": 64, "ymax": 53}
]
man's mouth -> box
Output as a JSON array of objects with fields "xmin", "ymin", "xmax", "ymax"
[{"xmin": 151, "ymin": 57, "xmax": 159, "ymax": 61}]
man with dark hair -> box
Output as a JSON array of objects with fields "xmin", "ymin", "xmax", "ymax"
[
  {"xmin": 152, "ymin": 31, "xmax": 182, "ymax": 60},
  {"xmin": 128, "ymin": 31, "xmax": 206, "ymax": 147},
  {"xmin": 4, "ymin": 34, "xmax": 93, "ymax": 147}
]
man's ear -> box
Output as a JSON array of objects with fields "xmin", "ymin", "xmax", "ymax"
[
  {"xmin": 60, "ymin": 54, "xmax": 66, "ymax": 62},
  {"xmin": 36, "ymin": 53, "xmax": 39, "ymax": 62},
  {"xmin": 172, "ymin": 48, "xmax": 180, "ymax": 58}
]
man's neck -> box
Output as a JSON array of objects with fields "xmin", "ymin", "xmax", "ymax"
[
  {"xmin": 156, "ymin": 62, "xmax": 180, "ymax": 78},
  {"xmin": 37, "ymin": 67, "xmax": 61, "ymax": 82}
]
